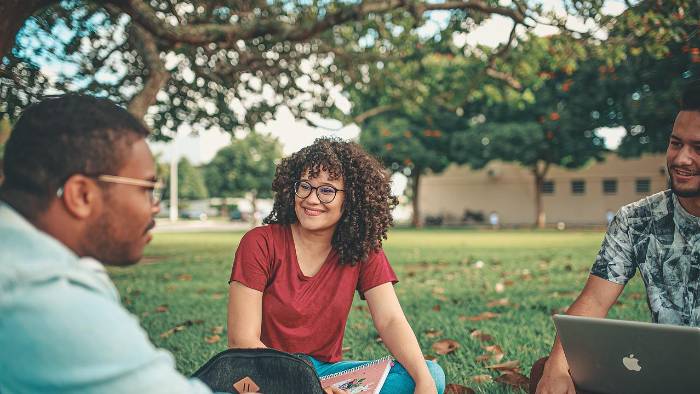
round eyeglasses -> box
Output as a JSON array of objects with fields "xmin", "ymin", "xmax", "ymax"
[{"xmin": 294, "ymin": 180, "xmax": 344, "ymax": 204}]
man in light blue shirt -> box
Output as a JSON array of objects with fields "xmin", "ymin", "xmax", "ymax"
[{"xmin": 0, "ymin": 94, "xmax": 213, "ymax": 393}]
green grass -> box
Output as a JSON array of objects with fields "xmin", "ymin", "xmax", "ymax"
[{"xmin": 109, "ymin": 229, "xmax": 648, "ymax": 393}]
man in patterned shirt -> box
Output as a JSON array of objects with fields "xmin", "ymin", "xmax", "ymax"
[{"xmin": 532, "ymin": 80, "xmax": 700, "ymax": 394}]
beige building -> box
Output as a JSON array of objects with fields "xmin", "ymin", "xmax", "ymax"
[{"xmin": 419, "ymin": 154, "xmax": 669, "ymax": 226}]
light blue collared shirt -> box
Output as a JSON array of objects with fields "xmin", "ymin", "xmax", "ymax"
[{"xmin": 0, "ymin": 201, "xmax": 213, "ymax": 393}]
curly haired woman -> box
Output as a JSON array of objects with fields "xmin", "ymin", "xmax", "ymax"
[{"xmin": 226, "ymin": 138, "xmax": 445, "ymax": 394}]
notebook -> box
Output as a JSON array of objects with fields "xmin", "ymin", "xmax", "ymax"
[
  {"xmin": 319, "ymin": 357, "xmax": 393, "ymax": 394},
  {"xmin": 553, "ymin": 314, "xmax": 700, "ymax": 394}
]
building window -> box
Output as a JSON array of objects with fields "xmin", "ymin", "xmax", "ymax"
[
  {"xmin": 571, "ymin": 180, "xmax": 586, "ymax": 195},
  {"xmin": 603, "ymin": 179, "xmax": 617, "ymax": 194},
  {"xmin": 541, "ymin": 180, "xmax": 555, "ymax": 194},
  {"xmin": 636, "ymin": 178, "xmax": 651, "ymax": 193}
]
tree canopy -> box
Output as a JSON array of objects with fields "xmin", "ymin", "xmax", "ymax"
[
  {"xmin": 204, "ymin": 131, "xmax": 282, "ymax": 202},
  {"xmin": 161, "ymin": 157, "xmax": 208, "ymax": 201},
  {"xmin": 1, "ymin": 0, "xmax": 616, "ymax": 139}
]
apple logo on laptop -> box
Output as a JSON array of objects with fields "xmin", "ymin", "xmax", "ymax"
[{"xmin": 622, "ymin": 354, "xmax": 642, "ymax": 372}]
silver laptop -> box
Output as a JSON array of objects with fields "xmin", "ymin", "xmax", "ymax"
[{"xmin": 553, "ymin": 314, "xmax": 700, "ymax": 394}]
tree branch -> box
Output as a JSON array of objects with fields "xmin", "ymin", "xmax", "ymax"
[
  {"xmin": 125, "ymin": 23, "xmax": 170, "ymax": 120},
  {"xmin": 485, "ymin": 67, "xmax": 522, "ymax": 90},
  {"xmin": 110, "ymin": 0, "xmax": 527, "ymax": 46},
  {"xmin": 354, "ymin": 104, "xmax": 400, "ymax": 124}
]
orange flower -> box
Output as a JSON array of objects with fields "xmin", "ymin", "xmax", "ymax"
[
  {"xmin": 549, "ymin": 112, "xmax": 560, "ymax": 121},
  {"xmin": 385, "ymin": 143, "xmax": 393, "ymax": 151}
]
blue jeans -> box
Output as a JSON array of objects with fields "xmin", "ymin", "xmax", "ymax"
[{"xmin": 308, "ymin": 356, "xmax": 446, "ymax": 394}]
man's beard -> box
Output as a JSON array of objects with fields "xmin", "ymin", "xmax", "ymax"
[
  {"xmin": 85, "ymin": 208, "xmax": 140, "ymax": 266},
  {"xmin": 669, "ymin": 166, "xmax": 700, "ymax": 198}
]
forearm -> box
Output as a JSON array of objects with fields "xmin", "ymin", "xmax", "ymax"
[
  {"xmin": 227, "ymin": 282, "xmax": 267, "ymax": 349},
  {"xmin": 228, "ymin": 336, "xmax": 267, "ymax": 349},
  {"xmin": 547, "ymin": 275, "xmax": 622, "ymax": 368},
  {"xmin": 377, "ymin": 316, "xmax": 434, "ymax": 388}
]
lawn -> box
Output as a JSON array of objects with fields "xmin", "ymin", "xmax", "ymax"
[{"xmin": 109, "ymin": 228, "xmax": 648, "ymax": 393}]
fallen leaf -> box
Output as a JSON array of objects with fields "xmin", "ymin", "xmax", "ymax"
[
  {"xmin": 460, "ymin": 311, "xmax": 500, "ymax": 321},
  {"xmin": 476, "ymin": 344, "xmax": 505, "ymax": 363},
  {"xmin": 503, "ymin": 279, "xmax": 515, "ymax": 286},
  {"xmin": 177, "ymin": 274, "xmax": 192, "ymax": 281},
  {"xmin": 212, "ymin": 292, "xmax": 224, "ymax": 300},
  {"xmin": 494, "ymin": 283, "xmax": 505, "ymax": 293},
  {"xmin": 469, "ymin": 330, "xmax": 493, "ymax": 342},
  {"xmin": 424, "ymin": 354, "xmax": 438, "ymax": 361},
  {"xmin": 424, "ymin": 329, "xmax": 443, "ymax": 338},
  {"xmin": 155, "ymin": 305, "xmax": 169, "ymax": 313},
  {"xmin": 341, "ymin": 346, "xmax": 351, "ymax": 353},
  {"xmin": 485, "ymin": 360, "xmax": 520, "ymax": 371},
  {"xmin": 432, "ymin": 339, "xmax": 461, "ymax": 355},
  {"xmin": 475, "ymin": 354, "xmax": 493, "ymax": 363},
  {"xmin": 471, "ymin": 375, "xmax": 493, "ymax": 383},
  {"xmin": 205, "ymin": 335, "xmax": 221, "ymax": 344},
  {"xmin": 375, "ymin": 335, "xmax": 383, "ymax": 343},
  {"xmin": 211, "ymin": 326, "xmax": 224, "ymax": 335},
  {"xmin": 432, "ymin": 304, "xmax": 441, "ymax": 312},
  {"xmin": 444, "ymin": 384, "xmax": 476, "ymax": 394},
  {"xmin": 433, "ymin": 287, "xmax": 446, "ymax": 294},
  {"xmin": 486, "ymin": 298, "xmax": 509, "ymax": 308},
  {"xmin": 160, "ymin": 319, "xmax": 205, "ymax": 338},
  {"xmin": 494, "ymin": 372, "xmax": 529, "ymax": 389},
  {"xmin": 483, "ymin": 345, "xmax": 504, "ymax": 354}
]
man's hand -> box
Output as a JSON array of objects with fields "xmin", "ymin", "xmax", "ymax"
[
  {"xmin": 536, "ymin": 361, "xmax": 576, "ymax": 394},
  {"xmin": 323, "ymin": 386, "xmax": 348, "ymax": 394}
]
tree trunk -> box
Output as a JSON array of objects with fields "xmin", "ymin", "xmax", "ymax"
[
  {"xmin": 125, "ymin": 24, "xmax": 170, "ymax": 120},
  {"xmin": 410, "ymin": 171, "xmax": 422, "ymax": 228},
  {"xmin": 532, "ymin": 161, "xmax": 550, "ymax": 229},
  {"xmin": 250, "ymin": 190, "xmax": 258, "ymax": 228},
  {"xmin": 0, "ymin": 0, "xmax": 57, "ymax": 60},
  {"xmin": 534, "ymin": 172, "xmax": 545, "ymax": 229}
]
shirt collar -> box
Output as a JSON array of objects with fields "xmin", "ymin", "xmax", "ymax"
[{"xmin": 0, "ymin": 200, "xmax": 79, "ymax": 262}]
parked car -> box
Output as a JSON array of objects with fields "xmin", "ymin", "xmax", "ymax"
[{"xmin": 180, "ymin": 210, "xmax": 208, "ymax": 221}]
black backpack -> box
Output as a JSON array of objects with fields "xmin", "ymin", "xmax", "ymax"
[{"xmin": 192, "ymin": 348, "xmax": 327, "ymax": 394}]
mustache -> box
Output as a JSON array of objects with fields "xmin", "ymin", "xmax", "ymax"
[{"xmin": 144, "ymin": 220, "xmax": 156, "ymax": 234}]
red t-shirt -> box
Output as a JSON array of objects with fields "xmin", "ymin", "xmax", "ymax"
[{"xmin": 229, "ymin": 224, "xmax": 398, "ymax": 362}]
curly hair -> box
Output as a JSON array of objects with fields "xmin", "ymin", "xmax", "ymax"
[{"xmin": 264, "ymin": 137, "xmax": 398, "ymax": 265}]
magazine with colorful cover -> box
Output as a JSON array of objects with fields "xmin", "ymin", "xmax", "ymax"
[{"xmin": 319, "ymin": 357, "xmax": 393, "ymax": 394}]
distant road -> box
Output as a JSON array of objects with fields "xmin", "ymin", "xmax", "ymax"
[{"xmin": 153, "ymin": 219, "xmax": 251, "ymax": 233}]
